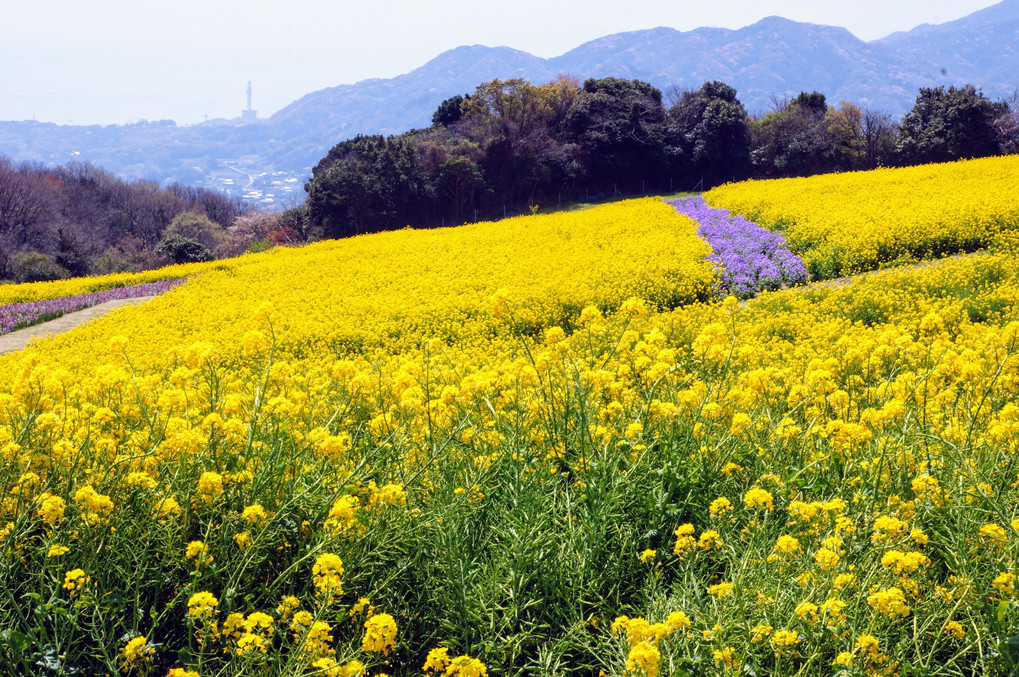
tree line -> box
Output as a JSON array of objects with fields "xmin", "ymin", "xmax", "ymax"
[
  {"xmin": 3, "ymin": 77, "xmax": 1016, "ymax": 281},
  {"xmin": 305, "ymin": 78, "xmax": 1019, "ymax": 239},
  {"xmin": 0, "ymin": 159, "xmax": 305, "ymax": 283}
]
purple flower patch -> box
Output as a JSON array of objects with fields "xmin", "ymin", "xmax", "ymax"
[
  {"xmin": 0, "ymin": 278, "xmax": 187, "ymax": 335},
  {"xmin": 668, "ymin": 197, "xmax": 807, "ymax": 299}
]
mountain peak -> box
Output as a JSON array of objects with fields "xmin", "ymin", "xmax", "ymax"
[
  {"xmin": 414, "ymin": 44, "xmax": 550, "ymax": 75},
  {"xmin": 878, "ymin": 0, "xmax": 1019, "ymax": 43},
  {"xmin": 753, "ymin": 15, "xmax": 798, "ymax": 27},
  {"xmin": 428, "ymin": 44, "xmax": 532, "ymax": 60},
  {"xmin": 745, "ymin": 14, "xmax": 860, "ymax": 41}
]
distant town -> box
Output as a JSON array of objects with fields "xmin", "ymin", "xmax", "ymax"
[
  {"xmin": 188, "ymin": 82, "xmax": 305, "ymax": 207},
  {"xmin": 203, "ymin": 159, "xmax": 304, "ymax": 207}
]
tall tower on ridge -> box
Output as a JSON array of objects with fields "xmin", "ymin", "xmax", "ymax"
[{"xmin": 242, "ymin": 81, "xmax": 257, "ymax": 122}]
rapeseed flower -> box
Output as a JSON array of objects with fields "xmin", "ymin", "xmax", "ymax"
[
  {"xmin": 423, "ymin": 647, "xmax": 451, "ymax": 672},
  {"xmin": 625, "ymin": 641, "xmax": 659, "ymax": 677},
  {"xmin": 312, "ymin": 553, "xmax": 344, "ymax": 600},
  {"xmin": 993, "ymin": 572, "xmax": 1016, "ymax": 596},
  {"xmin": 707, "ymin": 581, "xmax": 734, "ymax": 599},
  {"xmin": 187, "ymin": 591, "xmax": 218, "ymax": 621},
  {"xmin": 444, "ymin": 655, "xmax": 488, "ymax": 677},
  {"xmin": 362, "ymin": 613, "xmax": 397, "ymax": 654},
  {"xmin": 63, "ymin": 568, "xmax": 89, "ymax": 596},
  {"xmin": 709, "ymin": 497, "xmax": 732, "ymax": 515},
  {"xmin": 945, "ymin": 621, "xmax": 965, "ymax": 639},
  {"xmin": 867, "ymin": 587, "xmax": 910, "ymax": 619},
  {"xmin": 37, "ymin": 494, "xmax": 66, "ymax": 525},
  {"xmin": 744, "ymin": 488, "xmax": 774, "ymax": 511},
  {"xmin": 705, "ymin": 155, "xmax": 1019, "ymax": 276},
  {"xmin": 119, "ymin": 636, "xmax": 155, "ymax": 673}
]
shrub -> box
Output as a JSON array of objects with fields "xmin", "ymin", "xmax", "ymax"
[
  {"xmin": 164, "ymin": 211, "xmax": 226, "ymax": 251},
  {"xmin": 155, "ymin": 235, "xmax": 213, "ymax": 264},
  {"xmin": 245, "ymin": 238, "xmax": 274, "ymax": 254},
  {"xmin": 11, "ymin": 251, "xmax": 71, "ymax": 283}
]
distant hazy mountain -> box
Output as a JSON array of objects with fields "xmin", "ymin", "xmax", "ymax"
[
  {"xmin": 547, "ymin": 19, "xmax": 927, "ymax": 115},
  {"xmin": 266, "ymin": 46, "xmax": 559, "ymax": 172},
  {"xmin": 877, "ymin": 0, "xmax": 1019, "ymax": 96},
  {"xmin": 1, "ymin": 1, "xmax": 1016, "ymax": 201}
]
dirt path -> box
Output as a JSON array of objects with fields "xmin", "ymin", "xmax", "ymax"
[{"xmin": 0, "ymin": 296, "xmax": 155, "ymax": 356}]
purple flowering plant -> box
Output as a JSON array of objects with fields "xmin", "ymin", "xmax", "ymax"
[{"xmin": 668, "ymin": 197, "xmax": 807, "ymax": 299}]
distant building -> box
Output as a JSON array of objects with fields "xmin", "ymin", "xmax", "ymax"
[{"xmin": 241, "ymin": 81, "xmax": 257, "ymax": 121}]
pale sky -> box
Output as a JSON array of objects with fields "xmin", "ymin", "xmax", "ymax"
[{"xmin": 0, "ymin": 0, "xmax": 1002, "ymax": 126}]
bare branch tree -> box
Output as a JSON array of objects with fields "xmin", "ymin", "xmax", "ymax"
[{"xmin": 993, "ymin": 89, "xmax": 1019, "ymax": 155}]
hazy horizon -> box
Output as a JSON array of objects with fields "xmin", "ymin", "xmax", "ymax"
[{"xmin": 0, "ymin": 0, "xmax": 1003, "ymax": 127}]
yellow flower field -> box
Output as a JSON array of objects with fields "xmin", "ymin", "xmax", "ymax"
[
  {"xmin": 704, "ymin": 155, "xmax": 1019, "ymax": 278},
  {"xmin": 0, "ymin": 259, "xmax": 231, "ymax": 306},
  {"xmin": 0, "ymin": 197, "xmax": 714, "ymax": 376},
  {"xmin": 2, "ymin": 195, "xmax": 1019, "ymax": 676}
]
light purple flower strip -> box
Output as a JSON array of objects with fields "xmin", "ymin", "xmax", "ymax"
[
  {"xmin": 0, "ymin": 278, "xmax": 187, "ymax": 335},
  {"xmin": 668, "ymin": 196, "xmax": 807, "ymax": 299}
]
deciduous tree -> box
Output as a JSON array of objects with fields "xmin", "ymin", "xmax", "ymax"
[{"xmin": 164, "ymin": 211, "xmax": 226, "ymax": 251}]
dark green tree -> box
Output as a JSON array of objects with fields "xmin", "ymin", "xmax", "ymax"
[
  {"xmin": 437, "ymin": 157, "xmax": 484, "ymax": 221},
  {"xmin": 277, "ymin": 206, "xmax": 310, "ymax": 240},
  {"xmin": 11, "ymin": 251, "xmax": 70, "ymax": 283},
  {"xmin": 432, "ymin": 95, "xmax": 467, "ymax": 128},
  {"xmin": 749, "ymin": 92, "xmax": 838, "ymax": 178},
  {"xmin": 993, "ymin": 92, "xmax": 1019, "ymax": 154},
  {"xmin": 459, "ymin": 79, "xmax": 561, "ymax": 206},
  {"xmin": 54, "ymin": 227, "xmax": 90, "ymax": 277},
  {"xmin": 306, "ymin": 135, "xmax": 430, "ymax": 238},
  {"xmin": 861, "ymin": 108, "xmax": 898, "ymax": 170},
  {"xmin": 896, "ymin": 85, "xmax": 1004, "ymax": 164},
  {"xmin": 563, "ymin": 78, "xmax": 668, "ymax": 194},
  {"xmin": 666, "ymin": 81, "xmax": 751, "ymax": 188},
  {"xmin": 155, "ymin": 234, "xmax": 213, "ymax": 264},
  {"xmin": 793, "ymin": 91, "xmax": 828, "ymax": 118}
]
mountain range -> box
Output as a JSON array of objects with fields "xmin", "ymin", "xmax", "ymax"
[{"xmin": 1, "ymin": 0, "xmax": 1017, "ymax": 203}]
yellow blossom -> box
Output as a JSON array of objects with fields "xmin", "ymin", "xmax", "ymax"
[
  {"xmin": 673, "ymin": 523, "xmax": 696, "ymax": 557},
  {"xmin": 63, "ymin": 568, "xmax": 89, "ymax": 596},
  {"xmin": 38, "ymin": 494, "xmax": 66, "ymax": 525},
  {"xmin": 709, "ymin": 497, "xmax": 733, "ymax": 515},
  {"xmin": 744, "ymin": 488, "xmax": 774, "ymax": 511},
  {"xmin": 867, "ymin": 587, "xmax": 910, "ymax": 619},
  {"xmin": 187, "ymin": 591, "xmax": 219, "ymax": 621},
  {"xmin": 361, "ymin": 613, "xmax": 397, "ymax": 655},
  {"xmin": 945, "ymin": 621, "xmax": 966, "ymax": 639},
  {"xmin": 770, "ymin": 629, "xmax": 800, "ymax": 655},
  {"xmin": 979, "ymin": 523, "xmax": 1008, "ymax": 547},
  {"xmin": 312, "ymin": 553, "xmax": 344, "ymax": 600},
  {"xmin": 119, "ymin": 636, "xmax": 155, "ymax": 673},
  {"xmin": 708, "ymin": 581, "xmax": 734, "ymax": 599},
  {"xmin": 993, "ymin": 572, "xmax": 1016, "ymax": 596},
  {"xmin": 185, "ymin": 540, "xmax": 212, "ymax": 564},
  {"xmin": 774, "ymin": 534, "xmax": 800, "ymax": 555},
  {"xmin": 625, "ymin": 641, "xmax": 660, "ymax": 677},
  {"xmin": 423, "ymin": 647, "xmax": 451, "ymax": 673}
]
